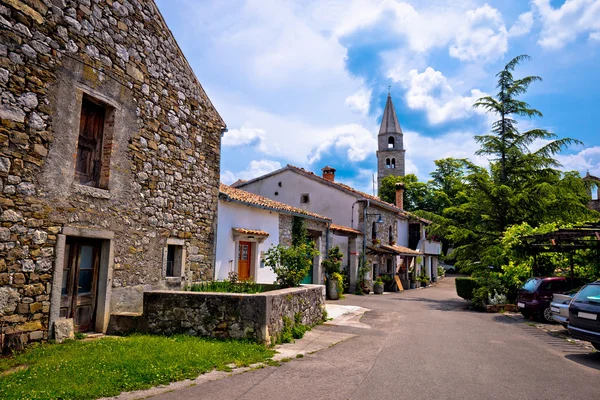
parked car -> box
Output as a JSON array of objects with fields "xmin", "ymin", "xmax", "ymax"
[
  {"xmin": 550, "ymin": 287, "xmax": 582, "ymax": 327},
  {"xmin": 568, "ymin": 281, "xmax": 600, "ymax": 351},
  {"xmin": 517, "ymin": 277, "xmax": 571, "ymax": 322},
  {"xmin": 439, "ymin": 262, "xmax": 456, "ymax": 274}
]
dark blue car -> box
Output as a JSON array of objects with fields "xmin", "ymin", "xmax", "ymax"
[{"xmin": 568, "ymin": 281, "xmax": 600, "ymax": 351}]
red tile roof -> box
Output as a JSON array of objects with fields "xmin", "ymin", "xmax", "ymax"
[
  {"xmin": 380, "ymin": 244, "xmax": 423, "ymax": 256},
  {"xmin": 232, "ymin": 228, "xmax": 270, "ymax": 237},
  {"xmin": 220, "ymin": 184, "xmax": 331, "ymax": 222},
  {"xmin": 330, "ymin": 223, "xmax": 363, "ymax": 236}
]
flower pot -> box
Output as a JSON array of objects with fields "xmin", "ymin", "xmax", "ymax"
[
  {"xmin": 373, "ymin": 283, "xmax": 384, "ymax": 294},
  {"xmin": 409, "ymin": 282, "xmax": 416, "ymax": 289},
  {"xmin": 326, "ymin": 278, "xmax": 339, "ymax": 300}
]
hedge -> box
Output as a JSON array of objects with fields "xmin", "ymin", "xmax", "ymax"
[{"xmin": 456, "ymin": 277, "xmax": 481, "ymax": 300}]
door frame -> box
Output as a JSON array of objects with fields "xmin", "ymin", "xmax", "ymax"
[
  {"xmin": 49, "ymin": 227, "xmax": 114, "ymax": 338},
  {"xmin": 235, "ymin": 239, "xmax": 257, "ymax": 280}
]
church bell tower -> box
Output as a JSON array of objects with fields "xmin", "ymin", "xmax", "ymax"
[{"xmin": 376, "ymin": 92, "xmax": 405, "ymax": 193}]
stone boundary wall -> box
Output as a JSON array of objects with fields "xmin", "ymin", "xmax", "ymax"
[{"xmin": 109, "ymin": 285, "xmax": 325, "ymax": 344}]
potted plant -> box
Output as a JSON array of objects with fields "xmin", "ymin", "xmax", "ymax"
[
  {"xmin": 380, "ymin": 274, "xmax": 393, "ymax": 291},
  {"xmin": 373, "ymin": 276, "xmax": 384, "ymax": 294},
  {"xmin": 419, "ymin": 272, "xmax": 429, "ymax": 287},
  {"xmin": 327, "ymin": 272, "xmax": 344, "ymax": 300},
  {"xmin": 372, "ymin": 238, "xmax": 381, "ymax": 245},
  {"xmin": 322, "ymin": 246, "xmax": 344, "ymax": 300}
]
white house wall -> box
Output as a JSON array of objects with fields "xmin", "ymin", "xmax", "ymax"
[
  {"xmin": 241, "ymin": 170, "xmax": 360, "ymax": 230},
  {"xmin": 397, "ymin": 219, "xmax": 409, "ymax": 247},
  {"xmin": 241, "ymin": 170, "xmax": 362, "ymax": 271},
  {"xmin": 216, "ymin": 201, "xmax": 279, "ymax": 284}
]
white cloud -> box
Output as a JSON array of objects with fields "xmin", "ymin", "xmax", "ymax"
[
  {"xmin": 401, "ymin": 67, "xmax": 487, "ymax": 125},
  {"xmin": 556, "ymin": 146, "xmax": 600, "ymax": 176},
  {"xmin": 345, "ymin": 88, "xmax": 372, "ymax": 116},
  {"xmin": 308, "ymin": 124, "xmax": 378, "ymax": 164},
  {"xmin": 322, "ymin": 1, "xmax": 510, "ymax": 63},
  {"xmin": 221, "ymin": 159, "xmax": 282, "ymax": 185},
  {"xmin": 449, "ymin": 5, "xmax": 508, "ymax": 62},
  {"xmin": 534, "ymin": 0, "xmax": 600, "ymax": 49},
  {"xmin": 590, "ymin": 32, "xmax": 600, "ymax": 41},
  {"xmin": 508, "ymin": 11, "xmax": 534, "ymax": 37},
  {"xmin": 403, "ymin": 129, "xmax": 489, "ymax": 180},
  {"xmin": 222, "ymin": 126, "xmax": 266, "ymax": 148}
]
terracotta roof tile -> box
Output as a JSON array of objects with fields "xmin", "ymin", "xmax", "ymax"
[
  {"xmin": 232, "ymin": 228, "xmax": 270, "ymax": 237},
  {"xmin": 220, "ymin": 184, "xmax": 331, "ymax": 221},
  {"xmin": 330, "ymin": 223, "xmax": 363, "ymax": 236},
  {"xmin": 380, "ymin": 244, "xmax": 423, "ymax": 256}
]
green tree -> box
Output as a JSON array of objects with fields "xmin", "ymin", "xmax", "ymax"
[
  {"xmin": 379, "ymin": 174, "xmax": 432, "ymax": 211},
  {"xmin": 419, "ymin": 55, "xmax": 597, "ymax": 274}
]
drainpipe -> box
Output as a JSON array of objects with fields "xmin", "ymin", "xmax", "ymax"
[{"xmin": 362, "ymin": 200, "xmax": 370, "ymax": 275}]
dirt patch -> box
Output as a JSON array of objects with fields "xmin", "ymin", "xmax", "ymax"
[{"xmin": 1, "ymin": 364, "xmax": 28, "ymax": 377}]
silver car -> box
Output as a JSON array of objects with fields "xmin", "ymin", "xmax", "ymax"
[{"xmin": 551, "ymin": 287, "xmax": 581, "ymax": 327}]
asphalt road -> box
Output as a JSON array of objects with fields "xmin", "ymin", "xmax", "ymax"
[{"xmin": 151, "ymin": 277, "xmax": 600, "ymax": 400}]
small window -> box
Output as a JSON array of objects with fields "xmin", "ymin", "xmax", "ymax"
[
  {"xmin": 389, "ymin": 226, "xmax": 393, "ymax": 244},
  {"xmin": 386, "ymin": 158, "xmax": 391, "ymax": 169},
  {"xmin": 301, "ymin": 194, "xmax": 310, "ymax": 203},
  {"xmin": 165, "ymin": 243, "xmax": 184, "ymax": 277},
  {"xmin": 76, "ymin": 96, "xmax": 112, "ymax": 188},
  {"xmin": 391, "ymin": 158, "xmax": 396, "ymax": 169},
  {"xmin": 278, "ymin": 181, "xmax": 282, "ymax": 187},
  {"xmin": 372, "ymin": 221, "xmax": 377, "ymax": 240},
  {"xmin": 388, "ymin": 136, "xmax": 395, "ymax": 149}
]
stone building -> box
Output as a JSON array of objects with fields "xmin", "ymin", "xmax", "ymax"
[
  {"xmin": 216, "ymin": 184, "xmax": 330, "ymax": 284},
  {"xmin": 584, "ymin": 172, "xmax": 600, "ymax": 212},
  {"xmin": 0, "ymin": 0, "xmax": 224, "ymax": 345},
  {"xmin": 376, "ymin": 92, "xmax": 405, "ymax": 191},
  {"xmin": 233, "ymin": 165, "xmax": 439, "ymax": 291}
]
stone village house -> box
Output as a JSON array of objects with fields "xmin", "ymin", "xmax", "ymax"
[
  {"xmin": 233, "ymin": 93, "xmax": 440, "ymax": 291},
  {"xmin": 216, "ymin": 184, "xmax": 330, "ymax": 284},
  {"xmin": 0, "ymin": 0, "xmax": 225, "ymax": 346},
  {"xmin": 233, "ymin": 165, "xmax": 441, "ymax": 291}
]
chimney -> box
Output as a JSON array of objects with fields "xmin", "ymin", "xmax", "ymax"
[
  {"xmin": 395, "ymin": 182, "xmax": 405, "ymax": 210},
  {"xmin": 322, "ymin": 166, "xmax": 336, "ymax": 182}
]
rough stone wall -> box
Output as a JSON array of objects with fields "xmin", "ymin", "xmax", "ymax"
[
  {"xmin": 139, "ymin": 286, "xmax": 324, "ymax": 344},
  {"xmin": 357, "ymin": 203, "xmax": 397, "ymax": 280},
  {"xmin": 589, "ymin": 200, "xmax": 600, "ymax": 212},
  {"xmin": 265, "ymin": 285, "xmax": 324, "ymax": 342},
  {"xmin": 376, "ymin": 148, "xmax": 406, "ymax": 192},
  {"xmin": 0, "ymin": 0, "xmax": 222, "ymax": 345},
  {"xmin": 279, "ymin": 214, "xmax": 293, "ymax": 247},
  {"xmin": 278, "ymin": 214, "xmax": 327, "ymax": 249}
]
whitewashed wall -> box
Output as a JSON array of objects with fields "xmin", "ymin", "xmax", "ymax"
[
  {"xmin": 215, "ymin": 201, "xmax": 279, "ymax": 284},
  {"xmin": 240, "ymin": 170, "xmax": 360, "ymax": 231}
]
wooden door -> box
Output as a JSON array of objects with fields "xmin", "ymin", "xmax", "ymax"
[
  {"xmin": 76, "ymin": 98, "xmax": 106, "ymax": 187},
  {"xmin": 238, "ymin": 241, "xmax": 252, "ymax": 280},
  {"xmin": 60, "ymin": 238, "xmax": 102, "ymax": 332}
]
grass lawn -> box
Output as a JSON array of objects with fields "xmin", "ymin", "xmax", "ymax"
[{"xmin": 0, "ymin": 334, "xmax": 275, "ymax": 400}]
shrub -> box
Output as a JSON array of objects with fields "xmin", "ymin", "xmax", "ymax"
[
  {"xmin": 264, "ymin": 243, "xmax": 318, "ymax": 287},
  {"xmin": 455, "ymin": 277, "xmax": 480, "ymax": 300},
  {"xmin": 322, "ymin": 246, "xmax": 343, "ymax": 275}
]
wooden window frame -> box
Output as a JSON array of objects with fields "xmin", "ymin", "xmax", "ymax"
[{"xmin": 75, "ymin": 95, "xmax": 115, "ymax": 190}]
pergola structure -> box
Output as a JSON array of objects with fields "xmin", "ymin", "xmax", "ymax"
[{"xmin": 523, "ymin": 222, "xmax": 600, "ymax": 282}]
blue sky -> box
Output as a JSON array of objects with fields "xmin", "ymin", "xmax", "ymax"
[{"xmin": 156, "ymin": 0, "xmax": 600, "ymax": 194}]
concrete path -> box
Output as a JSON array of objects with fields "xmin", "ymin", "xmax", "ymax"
[{"xmin": 150, "ymin": 277, "xmax": 600, "ymax": 400}]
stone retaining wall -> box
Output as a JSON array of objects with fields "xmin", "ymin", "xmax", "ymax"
[{"xmin": 111, "ymin": 285, "xmax": 325, "ymax": 344}]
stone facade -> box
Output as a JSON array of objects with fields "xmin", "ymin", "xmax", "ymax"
[
  {"xmin": 118, "ymin": 285, "xmax": 325, "ymax": 344},
  {"xmin": 278, "ymin": 214, "xmax": 328, "ymax": 284},
  {"xmin": 0, "ymin": 0, "xmax": 223, "ymax": 347},
  {"xmin": 358, "ymin": 202, "xmax": 398, "ymax": 280}
]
